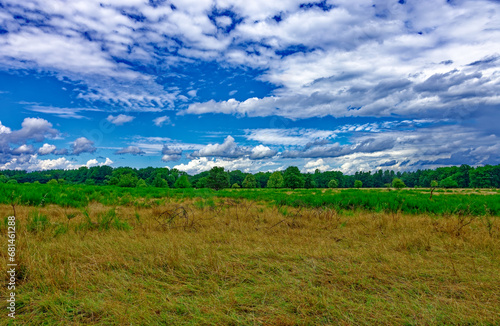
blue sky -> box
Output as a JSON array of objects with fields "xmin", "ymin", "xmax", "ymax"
[{"xmin": 0, "ymin": 0, "xmax": 499, "ymax": 174}]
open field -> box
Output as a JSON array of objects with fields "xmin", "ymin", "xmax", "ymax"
[{"xmin": 1, "ymin": 186, "xmax": 500, "ymax": 325}]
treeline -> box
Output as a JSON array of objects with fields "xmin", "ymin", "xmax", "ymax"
[{"xmin": 0, "ymin": 164, "xmax": 499, "ymax": 189}]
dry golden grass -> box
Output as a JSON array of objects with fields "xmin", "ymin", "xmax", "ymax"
[{"xmin": 1, "ymin": 198, "xmax": 499, "ymax": 325}]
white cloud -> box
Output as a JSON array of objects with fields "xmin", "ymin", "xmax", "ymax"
[
  {"xmin": 27, "ymin": 105, "xmax": 102, "ymax": 119},
  {"xmin": 249, "ymin": 145, "xmax": 277, "ymax": 160},
  {"xmin": 174, "ymin": 157, "xmax": 279, "ymax": 175},
  {"xmin": 12, "ymin": 144, "xmax": 35, "ymax": 155},
  {"xmin": 86, "ymin": 157, "xmax": 113, "ymax": 168},
  {"xmin": 38, "ymin": 143, "xmax": 57, "ymax": 155},
  {"xmin": 302, "ymin": 159, "xmax": 330, "ymax": 173},
  {"xmin": 245, "ymin": 128, "xmax": 337, "ymax": 146},
  {"xmin": 107, "ymin": 114, "xmax": 135, "ymax": 125},
  {"xmin": 0, "ymin": 121, "xmax": 12, "ymax": 134},
  {"xmin": 192, "ymin": 135, "xmax": 249, "ymax": 158},
  {"xmin": 153, "ymin": 116, "xmax": 172, "ymax": 127}
]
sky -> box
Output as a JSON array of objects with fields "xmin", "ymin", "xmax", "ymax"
[{"xmin": 0, "ymin": 0, "xmax": 499, "ymax": 175}]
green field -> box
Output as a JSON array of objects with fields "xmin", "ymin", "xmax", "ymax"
[{"xmin": 1, "ymin": 184, "xmax": 499, "ymax": 325}]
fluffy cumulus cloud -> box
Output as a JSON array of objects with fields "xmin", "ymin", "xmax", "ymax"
[
  {"xmin": 0, "ymin": 118, "xmax": 58, "ymax": 146},
  {"xmin": 303, "ymin": 159, "xmax": 331, "ymax": 173},
  {"xmin": 191, "ymin": 136, "xmax": 277, "ymax": 160},
  {"xmin": 192, "ymin": 136, "xmax": 248, "ymax": 158},
  {"xmin": 38, "ymin": 143, "xmax": 56, "ymax": 155},
  {"xmin": 0, "ymin": 118, "xmax": 60, "ymax": 166},
  {"xmin": 107, "ymin": 114, "xmax": 135, "ymax": 126},
  {"xmin": 0, "ymin": 155, "xmax": 112, "ymax": 171},
  {"xmin": 86, "ymin": 158, "xmax": 113, "ymax": 168},
  {"xmin": 173, "ymin": 157, "xmax": 280, "ymax": 175},
  {"xmin": 72, "ymin": 137, "xmax": 96, "ymax": 155},
  {"xmin": 0, "ymin": 121, "xmax": 12, "ymax": 134},
  {"xmin": 250, "ymin": 145, "xmax": 277, "ymax": 160}
]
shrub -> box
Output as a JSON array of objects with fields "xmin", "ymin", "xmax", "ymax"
[
  {"xmin": 392, "ymin": 178, "xmax": 406, "ymax": 189},
  {"xmin": 328, "ymin": 179, "xmax": 338, "ymax": 188}
]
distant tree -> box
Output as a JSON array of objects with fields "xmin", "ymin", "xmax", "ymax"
[
  {"xmin": 392, "ymin": 178, "xmax": 406, "ymax": 189},
  {"xmin": 283, "ymin": 166, "xmax": 304, "ymax": 189},
  {"xmin": 195, "ymin": 177, "xmax": 208, "ymax": 189},
  {"xmin": 152, "ymin": 175, "xmax": 168, "ymax": 188},
  {"xmin": 267, "ymin": 171, "xmax": 284, "ymax": 188},
  {"xmin": 0, "ymin": 174, "xmax": 7, "ymax": 183},
  {"xmin": 242, "ymin": 174, "xmax": 257, "ymax": 188},
  {"xmin": 47, "ymin": 179, "xmax": 58, "ymax": 185},
  {"xmin": 469, "ymin": 166, "xmax": 492, "ymax": 188},
  {"xmin": 229, "ymin": 170, "xmax": 246, "ymax": 187},
  {"xmin": 117, "ymin": 174, "xmax": 138, "ymax": 187},
  {"xmin": 328, "ymin": 179, "xmax": 338, "ymax": 188},
  {"xmin": 439, "ymin": 176, "xmax": 458, "ymax": 188},
  {"xmin": 304, "ymin": 174, "xmax": 316, "ymax": 188},
  {"xmin": 85, "ymin": 179, "xmax": 96, "ymax": 186},
  {"xmin": 254, "ymin": 172, "xmax": 271, "ymax": 188},
  {"xmin": 136, "ymin": 179, "xmax": 148, "ymax": 188},
  {"xmin": 6, "ymin": 179, "xmax": 17, "ymax": 184},
  {"xmin": 206, "ymin": 167, "xmax": 230, "ymax": 190},
  {"xmin": 231, "ymin": 183, "xmax": 240, "ymax": 188},
  {"xmin": 174, "ymin": 175, "xmax": 192, "ymax": 188},
  {"xmin": 354, "ymin": 180, "xmax": 363, "ymax": 188}
]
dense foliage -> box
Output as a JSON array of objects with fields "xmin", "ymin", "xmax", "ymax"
[{"xmin": 1, "ymin": 164, "xmax": 500, "ymax": 190}]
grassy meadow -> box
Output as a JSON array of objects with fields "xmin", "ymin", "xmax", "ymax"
[{"xmin": 1, "ymin": 184, "xmax": 500, "ymax": 325}]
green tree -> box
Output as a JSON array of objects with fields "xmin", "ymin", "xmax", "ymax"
[
  {"xmin": 85, "ymin": 179, "xmax": 96, "ymax": 186},
  {"xmin": 231, "ymin": 183, "xmax": 240, "ymax": 188},
  {"xmin": 195, "ymin": 177, "xmax": 208, "ymax": 188},
  {"xmin": 206, "ymin": 167, "xmax": 230, "ymax": 190},
  {"xmin": 354, "ymin": 180, "xmax": 363, "ymax": 188},
  {"xmin": 439, "ymin": 176, "xmax": 458, "ymax": 188},
  {"xmin": 304, "ymin": 174, "xmax": 316, "ymax": 188},
  {"xmin": 117, "ymin": 174, "xmax": 138, "ymax": 187},
  {"xmin": 152, "ymin": 175, "xmax": 168, "ymax": 188},
  {"xmin": 283, "ymin": 166, "xmax": 305, "ymax": 189},
  {"xmin": 328, "ymin": 179, "xmax": 338, "ymax": 188},
  {"xmin": 47, "ymin": 179, "xmax": 58, "ymax": 185},
  {"xmin": 392, "ymin": 178, "xmax": 406, "ymax": 189},
  {"xmin": 229, "ymin": 170, "xmax": 246, "ymax": 187},
  {"xmin": 136, "ymin": 179, "xmax": 147, "ymax": 188},
  {"xmin": 242, "ymin": 174, "xmax": 257, "ymax": 188},
  {"xmin": 174, "ymin": 175, "xmax": 192, "ymax": 188},
  {"xmin": 267, "ymin": 171, "xmax": 284, "ymax": 188}
]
